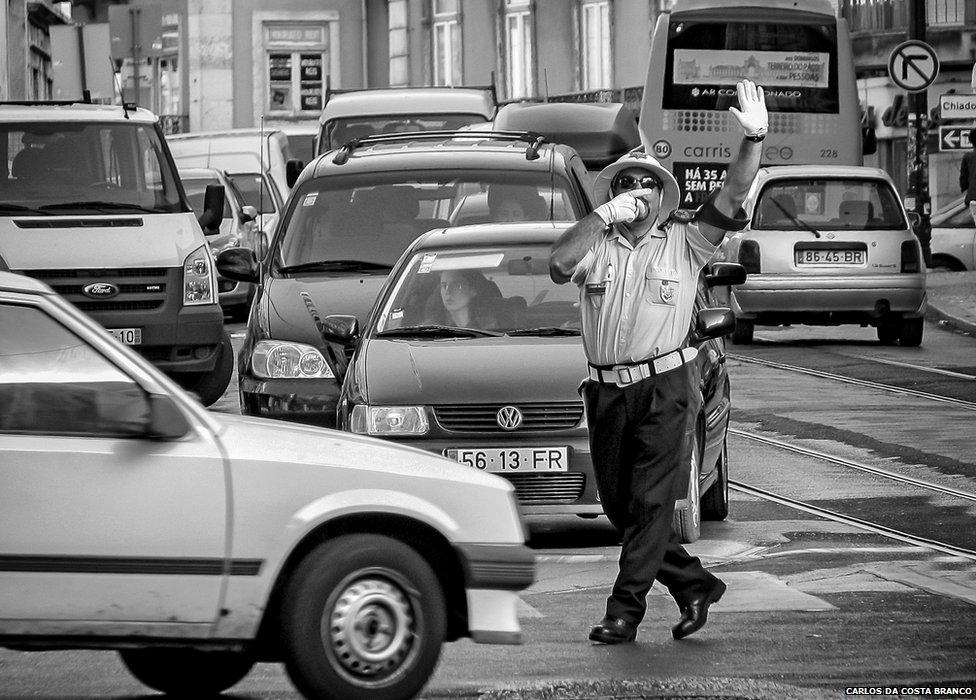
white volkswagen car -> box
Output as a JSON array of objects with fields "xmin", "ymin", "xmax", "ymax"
[{"xmin": 0, "ymin": 272, "xmax": 532, "ymax": 700}]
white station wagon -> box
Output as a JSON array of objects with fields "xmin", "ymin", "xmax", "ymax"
[{"xmin": 0, "ymin": 271, "xmax": 532, "ymax": 700}]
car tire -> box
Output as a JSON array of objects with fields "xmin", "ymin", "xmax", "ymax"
[
  {"xmin": 672, "ymin": 424, "xmax": 702, "ymax": 544},
  {"xmin": 898, "ymin": 318, "xmax": 924, "ymax": 347},
  {"xmin": 700, "ymin": 439, "xmax": 730, "ymax": 521},
  {"xmin": 119, "ymin": 648, "xmax": 254, "ymax": 695},
  {"xmin": 281, "ymin": 534, "xmax": 447, "ymax": 700},
  {"xmin": 877, "ymin": 319, "xmax": 898, "ymax": 345},
  {"xmin": 730, "ymin": 318, "xmax": 754, "ymax": 345},
  {"xmin": 178, "ymin": 330, "xmax": 234, "ymax": 406}
]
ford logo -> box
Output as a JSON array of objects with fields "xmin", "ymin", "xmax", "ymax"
[{"xmin": 82, "ymin": 282, "xmax": 119, "ymax": 299}]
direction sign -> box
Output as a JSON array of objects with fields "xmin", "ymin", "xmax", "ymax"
[
  {"xmin": 939, "ymin": 126, "xmax": 972, "ymax": 152},
  {"xmin": 940, "ymin": 93, "xmax": 976, "ymax": 120},
  {"xmin": 888, "ymin": 40, "xmax": 939, "ymax": 92}
]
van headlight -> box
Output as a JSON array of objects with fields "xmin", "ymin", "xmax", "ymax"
[
  {"xmin": 251, "ymin": 340, "xmax": 335, "ymax": 379},
  {"xmin": 183, "ymin": 245, "xmax": 216, "ymax": 305},
  {"xmin": 350, "ymin": 405, "xmax": 429, "ymax": 435}
]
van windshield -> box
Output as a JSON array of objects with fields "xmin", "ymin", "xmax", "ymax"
[
  {"xmin": 276, "ymin": 171, "xmax": 578, "ymax": 270},
  {"xmin": 753, "ymin": 178, "xmax": 906, "ymax": 231},
  {"xmin": 0, "ymin": 121, "xmax": 184, "ymax": 215}
]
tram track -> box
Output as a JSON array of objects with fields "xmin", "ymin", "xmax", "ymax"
[{"xmin": 729, "ymin": 353, "xmax": 976, "ymax": 411}]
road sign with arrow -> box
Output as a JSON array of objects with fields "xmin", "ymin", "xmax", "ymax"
[
  {"xmin": 939, "ymin": 126, "xmax": 972, "ymax": 152},
  {"xmin": 888, "ymin": 40, "xmax": 939, "ymax": 92}
]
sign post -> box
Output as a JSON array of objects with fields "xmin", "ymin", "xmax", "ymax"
[{"xmin": 888, "ymin": 29, "xmax": 938, "ymax": 267}]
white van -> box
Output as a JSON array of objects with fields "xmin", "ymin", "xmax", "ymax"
[{"xmin": 0, "ymin": 102, "xmax": 233, "ymax": 405}]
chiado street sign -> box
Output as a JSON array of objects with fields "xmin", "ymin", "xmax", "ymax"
[{"xmin": 940, "ymin": 93, "xmax": 976, "ymax": 120}]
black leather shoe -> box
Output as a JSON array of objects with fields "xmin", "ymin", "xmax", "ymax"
[
  {"xmin": 588, "ymin": 616, "xmax": 637, "ymax": 644},
  {"xmin": 672, "ymin": 579, "xmax": 727, "ymax": 640}
]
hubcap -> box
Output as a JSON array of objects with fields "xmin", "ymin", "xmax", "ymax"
[{"xmin": 323, "ymin": 574, "xmax": 416, "ymax": 683}]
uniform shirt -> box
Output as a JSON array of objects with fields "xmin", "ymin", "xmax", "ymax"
[{"xmin": 571, "ymin": 219, "xmax": 718, "ymax": 366}]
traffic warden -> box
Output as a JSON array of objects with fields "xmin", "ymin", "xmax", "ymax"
[{"xmin": 549, "ymin": 79, "xmax": 767, "ymax": 644}]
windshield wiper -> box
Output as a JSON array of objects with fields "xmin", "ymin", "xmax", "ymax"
[
  {"xmin": 770, "ymin": 198, "xmax": 821, "ymax": 238},
  {"xmin": 39, "ymin": 201, "xmax": 160, "ymax": 214},
  {"xmin": 376, "ymin": 324, "xmax": 503, "ymax": 338},
  {"xmin": 506, "ymin": 326, "xmax": 581, "ymax": 337},
  {"xmin": 0, "ymin": 203, "xmax": 46, "ymax": 215},
  {"xmin": 277, "ymin": 259, "xmax": 394, "ymax": 274}
]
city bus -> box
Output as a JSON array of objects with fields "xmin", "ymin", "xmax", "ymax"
[{"xmin": 639, "ymin": 0, "xmax": 869, "ymax": 207}]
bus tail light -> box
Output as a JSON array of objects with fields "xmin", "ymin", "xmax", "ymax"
[
  {"xmin": 739, "ymin": 241, "xmax": 761, "ymax": 274},
  {"xmin": 900, "ymin": 240, "xmax": 920, "ymax": 273}
]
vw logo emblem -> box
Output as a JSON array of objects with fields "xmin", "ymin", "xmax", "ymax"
[
  {"xmin": 496, "ymin": 406, "xmax": 523, "ymax": 431},
  {"xmin": 82, "ymin": 282, "xmax": 119, "ymax": 299}
]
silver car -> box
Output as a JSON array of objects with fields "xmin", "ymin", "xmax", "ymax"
[
  {"xmin": 721, "ymin": 165, "xmax": 927, "ymax": 346},
  {"xmin": 930, "ymin": 195, "xmax": 976, "ymax": 272}
]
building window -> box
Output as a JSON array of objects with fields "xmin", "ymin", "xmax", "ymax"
[
  {"xmin": 432, "ymin": 0, "xmax": 461, "ymax": 86},
  {"xmin": 580, "ymin": 0, "xmax": 611, "ymax": 90},
  {"xmin": 504, "ymin": 0, "xmax": 534, "ymax": 99},
  {"xmin": 265, "ymin": 24, "xmax": 330, "ymax": 115},
  {"xmin": 389, "ymin": 0, "xmax": 409, "ymax": 86},
  {"xmin": 27, "ymin": 20, "xmax": 53, "ymax": 100}
]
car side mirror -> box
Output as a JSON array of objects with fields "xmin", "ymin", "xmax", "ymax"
[
  {"xmin": 286, "ymin": 159, "xmax": 304, "ymax": 189},
  {"xmin": 146, "ymin": 393, "xmax": 191, "ymax": 440},
  {"xmin": 216, "ymin": 247, "xmax": 260, "ymax": 284},
  {"xmin": 321, "ymin": 314, "xmax": 359, "ymax": 345},
  {"xmin": 906, "ymin": 211, "xmax": 921, "ymax": 231},
  {"xmin": 692, "ymin": 307, "xmax": 736, "ymax": 342},
  {"xmin": 705, "ymin": 262, "xmax": 747, "ymax": 288},
  {"xmin": 240, "ymin": 204, "xmax": 258, "ymax": 224},
  {"xmin": 862, "ymin": 126, "xmax": 877, "ymax": 156},
  {"xmin": 198, "ymin": 184, "xmax": 225, "ymax": 234},
  {"xmin": 254, "ymin": 231, "xmax": 269, "ymax": 261}
]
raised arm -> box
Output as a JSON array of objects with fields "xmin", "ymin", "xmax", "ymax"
[{"xmin": 697, "ymin": 80, "xmax": 767, "ymax": 246}]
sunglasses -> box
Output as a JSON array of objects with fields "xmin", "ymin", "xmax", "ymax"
[{"xmin": 612, "ymin": 174, "xmax": 660, "ymax": 192}]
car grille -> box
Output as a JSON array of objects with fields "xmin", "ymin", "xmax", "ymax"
[
  {"xmin": 505, "ymin": 473, "xmax": 585, "ymax": 504},
  {"xmin": 20, "ymin": 268, "xmax": 170, "ymax": 313},
  {"xmin": 433, "ymin": 402, "xmax": 584, "ymax": 432}
]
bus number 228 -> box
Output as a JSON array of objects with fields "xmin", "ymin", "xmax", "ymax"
[{"xmin": 820, "ymin": 148, "xmax": 838, "ymax": 159}]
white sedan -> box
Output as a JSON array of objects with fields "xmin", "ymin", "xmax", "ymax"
[
  {"xmin": 0, "ymin": 271, "xmax": 533, "ymax": 700},
  {"xmin": 931, "ymin": 195, "xmax": 976, "ymax": 271}
]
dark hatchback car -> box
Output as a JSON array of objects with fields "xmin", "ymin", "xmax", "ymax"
[
  {"xmin": 217, "ymin": 131, "xmax": 594, "ymax": 426},
  {"xmin": 318, "ymin": 224, "xmax": 744, "ymax": 541}
]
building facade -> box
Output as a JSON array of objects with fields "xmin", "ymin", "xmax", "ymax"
[{"xmin": 1, "ymin": 1, "xmax": 71, "ymax": 102}]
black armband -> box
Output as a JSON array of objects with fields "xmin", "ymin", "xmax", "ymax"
[{"xmin": 695, "ymin": 190, "xmax": 750, "ymax": 232}]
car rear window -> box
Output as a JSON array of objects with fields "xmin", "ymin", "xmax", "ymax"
[
  {"xmin": 276, "ymin": 171, "xmax": 578, "ymax": 269},
  {"xmin": 753, "ymin": 178, "xmax": 906, "ymax": 231},
  {"xmin": 323, "ymin": 114, "xmax": 488, "ymax": 151}
]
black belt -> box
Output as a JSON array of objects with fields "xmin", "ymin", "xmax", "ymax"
[{"xmin": 588, "ymin": 347, "xmax": 698, "ymax": 387}]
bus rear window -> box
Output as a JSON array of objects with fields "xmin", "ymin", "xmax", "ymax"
[{"xmin": 664, "ymin": 21, "xmax": 838, "ymax": 114}]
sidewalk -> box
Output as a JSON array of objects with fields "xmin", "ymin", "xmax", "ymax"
[{"xmin": 925, "ymin": 270, "xmax": 976, "ymax": 335}]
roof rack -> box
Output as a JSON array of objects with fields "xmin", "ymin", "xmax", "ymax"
[{"xmin": 331, "ymin": 130, "xmax": 547, "ymax": 165}]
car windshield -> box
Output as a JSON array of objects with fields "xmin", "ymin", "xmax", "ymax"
[
  {"xmin": 323, "ymin": 114, "xmax": 488, "ymax": 150},
  {"xmin": 754, "ymin": 178, "xmax": 906, "ymax": 231},
  {"xmin": 227, "ymin": 172, "xmax": 278, "ymax": 214},
  {"xmin": 181, "ymin": 177, "xmax": 233, "ymax": 218},
  {"xmin": 276, "ymin": 171, "xmax": 578, "ymax": 270},
  {"xmin": 1, "ymin": 121, "xmax": 184, "ymax": 214},
  {"xmin": 374, "ymin": 245, "xmax": 581, "ymax": 335}
]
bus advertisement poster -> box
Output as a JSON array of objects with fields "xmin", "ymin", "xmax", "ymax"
[{"xmin": 673, "ymin": 162, "xmax": 727, "ymax": 207}]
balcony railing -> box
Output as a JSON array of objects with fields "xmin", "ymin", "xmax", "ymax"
[{"xmin": 841, "ymin": 0, "xmax": 972, "ymax": 32}]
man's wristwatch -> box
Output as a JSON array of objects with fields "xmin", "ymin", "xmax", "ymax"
[{"xmin": 745, "ymin": 132, "xmax": 766, "ymax": 142}]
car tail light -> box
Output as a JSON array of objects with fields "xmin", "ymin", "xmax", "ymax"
[
  {"xmin": 901, "ymin": 240, "xmax": 920, "ymax": 273},
  {"xmin": 739, "ymin": 240, "xmax": 761, "ymax": 274}
]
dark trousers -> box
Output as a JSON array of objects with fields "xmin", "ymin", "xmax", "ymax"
[{"xmin": 581, "ymin": 364, "xmax": 720, "ymax": 626}]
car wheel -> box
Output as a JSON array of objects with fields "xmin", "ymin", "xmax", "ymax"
[
  {"xmin": 672, "ymin": 425, "xmax": 702, "ymax": 544},
  {"xmin": 281, "ymin": 534, "xmax": 446, "ymax": 700},
  {"xmin": 178, "ymin": 330, "xmax": 234, "ymax": 406},
  {"xmin": 898, "ymin": 318, "xmax": 924, "ymax": 347},
  {"xmin": 877, "ymin": 319, "xmax": 899, "ymax": 345},
  {"xmin": 730, "ymin": 318, "xmax": 754, "ymax": 344},
  {"xmin": 119, "ymin": 648, "xmax": 254, "ymax": 695},
  {"xmin": 701, "ymin": 439, "xmax": 730, "ymax": 521}
]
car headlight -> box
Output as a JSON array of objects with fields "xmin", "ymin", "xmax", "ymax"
[
  {"xmin": 350, "ymin": 405, "xmax": 429, "ymax": 435},
  {"xmin": 183, "ymin": 245, "xmax": 216, "ymax": 305},
  {"xmin": 251, "ymin": 340, "xmax": 335, "ymax": 379}
]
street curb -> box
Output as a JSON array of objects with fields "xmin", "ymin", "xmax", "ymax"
[{"xmin": 925, "ymin": 303, "xmax": 976, "ymax": 336}]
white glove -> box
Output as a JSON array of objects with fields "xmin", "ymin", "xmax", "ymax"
[
  {"xmin": 729, "ymin": 79, "xmax": 768, "ymax": 138},
  {"xmin": 594, "ymin": 188, "xmax": 656, "ymax": 225}
]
